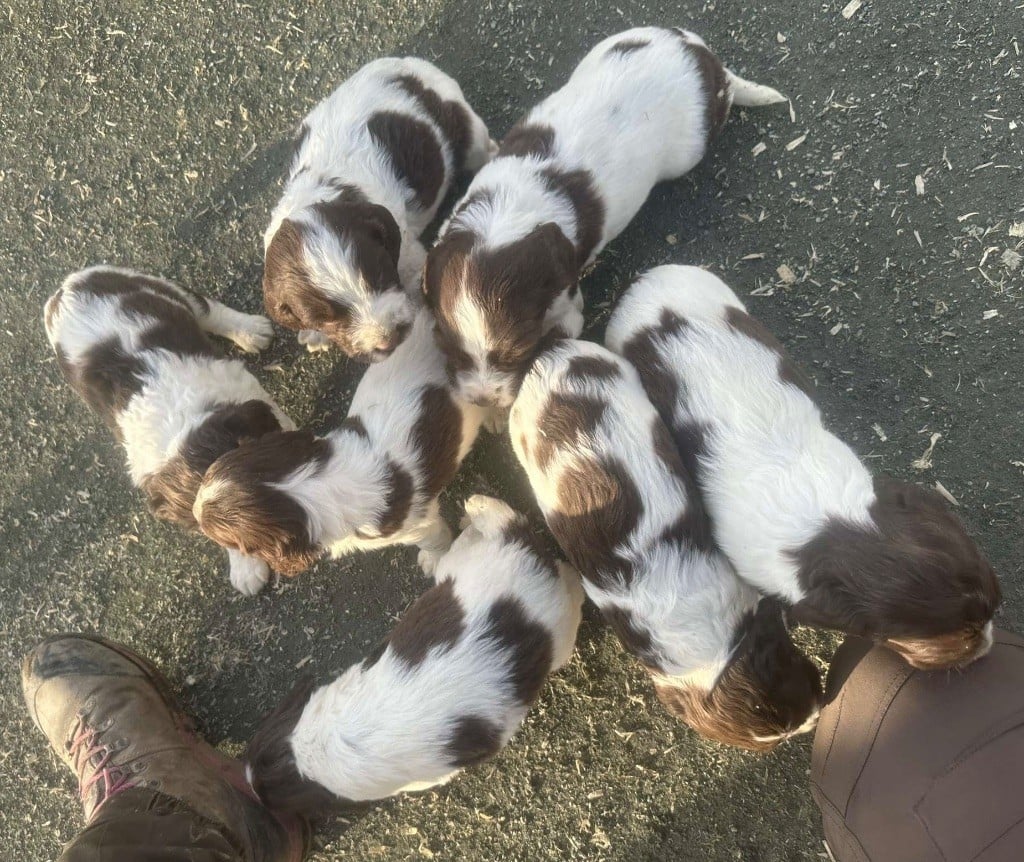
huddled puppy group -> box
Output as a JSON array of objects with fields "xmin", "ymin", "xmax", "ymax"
[{"xmin": 44, "ymin": 26, "xmax": 1001, "ymax": 813}]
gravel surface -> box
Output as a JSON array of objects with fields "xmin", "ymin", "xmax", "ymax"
[{"xmin": 1, "ymin": 1, "xmax": 1021, "ymax": 860}]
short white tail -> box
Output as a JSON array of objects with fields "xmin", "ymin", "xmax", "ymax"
[{"xmin": 726, "ymin": 69, "xmax": 787, "ymax": 106}]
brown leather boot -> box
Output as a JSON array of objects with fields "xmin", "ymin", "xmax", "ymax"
[{"xmin": 22, "ymin": 633, "xmax": 309, "ymax": 862}]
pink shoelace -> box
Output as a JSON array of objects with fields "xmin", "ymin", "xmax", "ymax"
[{"xmin": 67, "ymin": 717, "xmax": 136, "ymax": 808}]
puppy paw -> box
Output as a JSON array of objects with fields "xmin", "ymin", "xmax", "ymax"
[
  {"xmin": 463, "ymin": 494, "xmax": 515, "ymax": 535},
  {"xmin": 483, "ymin": 407, "xmax": 508, "ymax": 436},
  {"xmin": 417, "ymin": 547, "xmax": 445, "ymax": 578},
  {"xmin": 230, "ymin": 315, "xmax": 275, "ymax": 353},
  {"xmin": 298, "ymin": 329, "xmax": 332, "ymax": 353},
  {"xmin": 229, "ymin": 554, "xmax": 271, "ymax": 596}
]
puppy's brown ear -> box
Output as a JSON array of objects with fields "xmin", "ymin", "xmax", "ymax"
[
  {"xmin": 359, "ymin": 203, "xmax": 402, "ymax": 267},
  {"xmin": 535, "ymin": 221, "xmax": 578, "ymax": 289}
]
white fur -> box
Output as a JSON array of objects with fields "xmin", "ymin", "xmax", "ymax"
[
  {"xmin": 266, "ymin": 58, "xmax": 494, "ymax": 350},
  {"xmin": 438, "ymin": 27, "xmax": 784, "ymax": 403},
  {"xmin": 604, "ymin": 265, "xmax": 877, "ymax": 604},
  {"xmin": 287, "ymin": 496, "xmax": 583, "ymax": 802},
  {"xmin": 45, "ymin": 266, "xmax": 293, "ymax": 594},
  {"xmin": 509, "ymin": 339, "xmax": 759, "ymax": 689}
]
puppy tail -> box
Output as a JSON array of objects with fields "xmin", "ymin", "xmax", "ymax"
[{"xmin": 726, "ymin": 69, "xmax": 787, "ymax": 106}]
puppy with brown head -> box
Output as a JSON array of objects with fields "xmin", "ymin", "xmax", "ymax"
[
  {"xmin": 195, "ymin": 310, "xmax": 487, "ymax": 579},
  {"xmin": 425, "ymin": 26, "xmax": 786, "ymax": 408},
  {"xmin": 511, "ymin": 339, "xmax": 822, "ymax": 749},
  {"xmin": 44, "ymin": 266, "xmax": 293, "ymax": 595},
  {"xmin": 606, "ymin": 265, "xmax": 1001, "ymax": 669},
  {"xmin": 264, "ymin": 57, "xmax": 495, "ymax": 360}
]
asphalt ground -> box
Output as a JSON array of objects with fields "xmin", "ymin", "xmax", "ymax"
[{"xmin": 1, "ymin": 1, "xmax": 1021, "ymax": 859}]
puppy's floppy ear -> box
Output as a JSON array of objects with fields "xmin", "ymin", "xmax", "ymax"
[
  {"xmin": 358, "ymin": 202, "xmax": 402, "ymax": 267},
  {"xmin": 534, "ymin": 221, "xmax": 577, "ymax": 287},
  {"xmin": 423, "ymin": 230, "xmax": 475, "ymax": 304}
]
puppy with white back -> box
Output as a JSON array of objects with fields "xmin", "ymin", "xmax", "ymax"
[
  {"xmin": 244, "ymin": 495, "xmax": 584, "ymax": 812},
  {"xmin": 194, "ymin": 308, "xmax": 486, "ymax": 578},
  {"xmin": 511, "ymin": 339, "xmax": 822, "ymax": 750},
  {"xmin": 605, "ymin": 265, "xmax": 1001, "ymax": 669},
  {"xmin": 425, "ymin": 26, "xmax": 785, "ymax": 409},
  {"xmin": 44, "ymin": 266, "xmax": 293, "ymax": 595},
  {"xmin": 264, "ymin": 57, "xmax": 496, "ymax": 360}
]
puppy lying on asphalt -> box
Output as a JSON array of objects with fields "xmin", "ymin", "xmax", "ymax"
[
  {"xmin": 194, "ymin": 308, "xmax": 488, "ymax": 578},
  {"xmin": 244, "ymin": 495, "xmax": 583, "ymax": 811},
  {"xmin": 44, "ymin": 265, "xmax": 292, "ymax": 595},
  {"xmin": 606, "ymin": 265, "xmax": 1001, "ymax": 669},
  {"xmin": 264, "ymin": 57, "xmax": 495, "ymax": 360},
  {"xmin": 424, "ymin": 26, "xmax": 786, "ymax": 410},
  {"xmin": 511, "ymin": 338, "xmax": 822, "ymax": 750}
]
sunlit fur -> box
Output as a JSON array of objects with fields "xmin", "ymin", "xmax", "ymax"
[
  {"xmin": 510, "ymin": 339, "xmax": 821, "ymax": 749},
  {"xmin": 606, "ymin": 265, "xmax": 1000, "ymax": 669},
  {"xmin": 265, "ymin": 58, "xmax": 494, "ymax": 358},
  {"xmin": 194, "ymin": 309, "xmax": 487, "ymax": 577},
  {"xmin": 428, "ymin": 26, "xmax": 785, "ymax": 406},
  {"xmin": 245, "ymin": 496, "xmax": 584, "ymax": 811},
  {"xmin": 44, "ymin": 265, "xmax": 293, "ymax": 595}
]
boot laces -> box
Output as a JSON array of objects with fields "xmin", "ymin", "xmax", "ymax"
[{"xmin": 67, "ymin": 715, "xmax": 136, "ymax": 809}]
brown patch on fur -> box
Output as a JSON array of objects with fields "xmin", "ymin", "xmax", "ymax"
[
  {"xmin": 654, "ymin": 598, "xmax": 822, "ymax": 751},
  {"xmin": 540, "ymin": 166, "xmax": 605, "ymax": 266},
  {"xmin": 445, "ymin": 715, "xmax": 503, "ymax": 767},
  {"xmin": 64, "ymin": 337, "xmax": 148, "ymax": 435},
  {"xmin": 649, "ymin": 418, "xmax": 713, "ymax": 552},
  {"xmin": 142, "ymin": 400, "xmax": 283, "ymax": 529},
  {"xmin": 195, "ymin": 430, "xmax": 330, "ymax": 576},
  {"xmin": 546, "ymin": 457, "xmax": 642, "ymax": 589},
  {"xmin": 313, "ymin": 185, "xmax": 402, "ymax": 279},
  {"xmin": 340, "ymin": 415, "xmax": 369, "ymax": 440},
  {"xmin": 498, "ymin": 122, "xmax": 555, "ymax": 160},
  {"xmin": 425, "ymin": 223, "xmax": 577, "ymax": 386},
  {"xmin": 392, "ymin": 74, "xmax": 471, "ymax": 169},
  {"xmin": 688, "ymin": 42, "xmax": 731, "ymax": 140},
  {"xmin": 724, "ymin": 306, "xmax": 816, "ymax": 400},
  {"xmin": 367, "ymin": 110, "xmax": 446, "ymax": 210},
  {"xmin": 501, "ymin": 516, "xmax": 559, "ymax": 578},
  {"xmin": 245, "ymin": 676, "xmax": 344, "ymax": 815},
  {"xmin": 377, "ymin": 461, "xmax": 414, "ymax": 537},
  {"xmin": 608, "ymin": 37, "xmax": 651, "ymax": 55},
  {"xmin": 388, "ymin": 577, "xmax": 466, "ymax": 667},
  {"xmin": 564, "ymin": 354, "xmax": 621, "ymax": 384},
  {"xmin": 533, "ymin": 390, "xmax": 607, "ymax": 470},
  {"xmin": 603, "ymin": 605, "xmax": 662, "ymax": 671},
  {"xmin": 483, "ymin": 597, "xmax": 553, "ymax": 705},
  {"xmin": 790, "ymin": 476, "xmax": 1000, "ymax": 668},
  {"xmin": 412, "ymin": 385, "xmax": 463, "ymax": 498},
  {"xmin": 71, "ymin": 268, "xmax": 209, "ymax": 314}
]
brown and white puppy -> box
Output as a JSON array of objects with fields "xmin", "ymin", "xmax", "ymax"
[
  {"xmin": 264, "ymin": 57, "xmax": 495, "ymax": 361},
  {"xmin": 244, "ymin": 495, "xmax": 584, "ymax": 812},
  {"xmin": 510, "ymin": 338, "xmax": 822, "ymax": 750},
  {"xmin": 194, "ymin": 309, "xmax": 487, "ymax": 578},
  {"xmin": 44, "ymin": 266, "xmax": 293, "ymax": 595},
  {"xmin": 606, "ymin": 266, "xmax": 1001, "ymax": 670},
  {"xmin": 424, "ymin": 26, "xmax": 785, "ymax": 408}
]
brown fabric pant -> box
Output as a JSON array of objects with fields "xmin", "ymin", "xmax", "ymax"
[
  {"xmin": 58, "ymin": 789, "xmax": 244, "ymax": 862},
  {"xmin": 811, "ymin": 628, "xmax": 1024, "ymax": 862}
]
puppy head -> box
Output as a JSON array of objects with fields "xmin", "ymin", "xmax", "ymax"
[
  {"xmin": 424, "ymin": 223, "xmax": 577, "ymax": 407},
  {"xmin": 654, "ymin": 599, "xmax": 823, "ymax": 751},
  {"xmin": 794, "ymin": 477, "xmax": 1001, "ymax": 670},
  {"xmin": 264, "ymin": 194, "xmax": 415, "ymax": 362},
  {"xmin": 193, "ymin": 430, "xmax": 328, "ymax": 576},
  {"xmin": 245, "ymin": 676, "xmax": 342, "ymax": 816},
  {"xmin": 142, "ymin": 400, "xmax": 283, "ymax": 529}
]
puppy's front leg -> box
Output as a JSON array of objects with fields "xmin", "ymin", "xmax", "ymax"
[
  {"xmin": 297, "ymin": 329, "xmax": 332, "ymax": 352},
  {"xmin": 226, "ymin": 548, "xmax": 271, "ymax": 595},
  {"xmin": 199, "ymin": 299, "xmax": 275, "ymax": 353},
  {"xmin": 415, "ymin": 500, "xmax": 454, "ymax": 578}
]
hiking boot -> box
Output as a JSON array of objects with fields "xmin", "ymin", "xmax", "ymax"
[{"xmin": 22, "ymin": 633, "xmax": 309, "ymax": 862}]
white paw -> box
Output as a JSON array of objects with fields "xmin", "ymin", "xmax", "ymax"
[
  {"xmin": 483, "ymin": 407, "xmax": 508, "ymax": 436},
  {"xmin": 417, "ymin": 547, "xmax": 445, "ymax": 577},
  {"xmin": 298, "ymin": 329, "xmax": 332, "ymax": 352},
  {"xmin": 229, "ymin": 554, "xmax": 271, "ymax": 596},
  {"xmin": 463, "ymin": 494, "xmax": 514, "ymax": 534},
  {"xmin": 231, "ymin": 315, "xmax": 275, "ymax": 353}
]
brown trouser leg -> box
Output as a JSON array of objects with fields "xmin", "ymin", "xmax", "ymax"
[
  {"xmin": 811, "ymin": 629, "xmax": 1024, "ymax": 862},
  {"xmin": 58, "ymin": 788, "xmax": 244, "ymax": 862}
]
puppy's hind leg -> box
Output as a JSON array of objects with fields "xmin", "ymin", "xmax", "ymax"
[
  {"xmin": 198, "ymin": 298, "xmax": 275, "ymax": 353},
  {"xmin": 415, "ymin": 499, "xmax": 454, "ymax": 579}
]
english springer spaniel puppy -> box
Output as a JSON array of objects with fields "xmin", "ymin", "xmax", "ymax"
[
  {"xmin": 44, "ymin": 265, "xmax": 293, "ymax": 595},
  {"xmin": 606, "ymin": 265, "xmax": 1001, "ymax": 670},
  {"xmin": 510, "ymin": 339, "xmax": 821, "ymax": 750},
  {"xmin": 424, "ymin": 26, "xmax": 785, "ymax": 408},
  {"xmin": 244, "ymin": 495, "xmax": 584, "ymax": 811},
  {"xmin": 264, "ymin": 57, "xmax": 496, "ymax": 360},
  {"xmin": 194, "ymin": 308, "xmax": 486, "ymax": 578}
]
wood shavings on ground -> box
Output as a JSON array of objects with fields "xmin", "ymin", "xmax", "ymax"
[
  {"xmin": 1009, "ymin": 222, "xmax": 1024, "ymax": 238},
  {"xmin": 741, "ymin": 252, "xmax": 765, "ymax": 261},
  {"xmin": 777, "ymin": 263, "xmax": 797, "ymax": 284},
  {"xmin": 872, "ymin": 423, "xmax": 887, "ymax": 442},
  {"xmin": 934, "ymin": 481, "xmax": 959, "ymax": 507},
  {"xmin": 912, "ymin": 432, "xmax": 942, "ymax": 471},
  {"xmin": 786, "ymin": 133, "xmax": 807, "ymax": 151},
  {"xmin": 982, "ymin": 309, "xmax": 999, "ymax": 320},
  {"xmin": 1001, "ymin": 249, "xmax": 1021, "ymax": 271},
  {"xmin": 752, "ymin": 141, "xmax": 767, "ymax": 157},
  {"xmin": 914, "ymin": 174, "xmax": 925, "ymax": 195},
  {"xmin": 263, "ymin": 363, "xmax": 285, "ymax": 372},
  {"xmin": 841, "ymin": 0, "xmax": 863, "ymax": 19}
]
